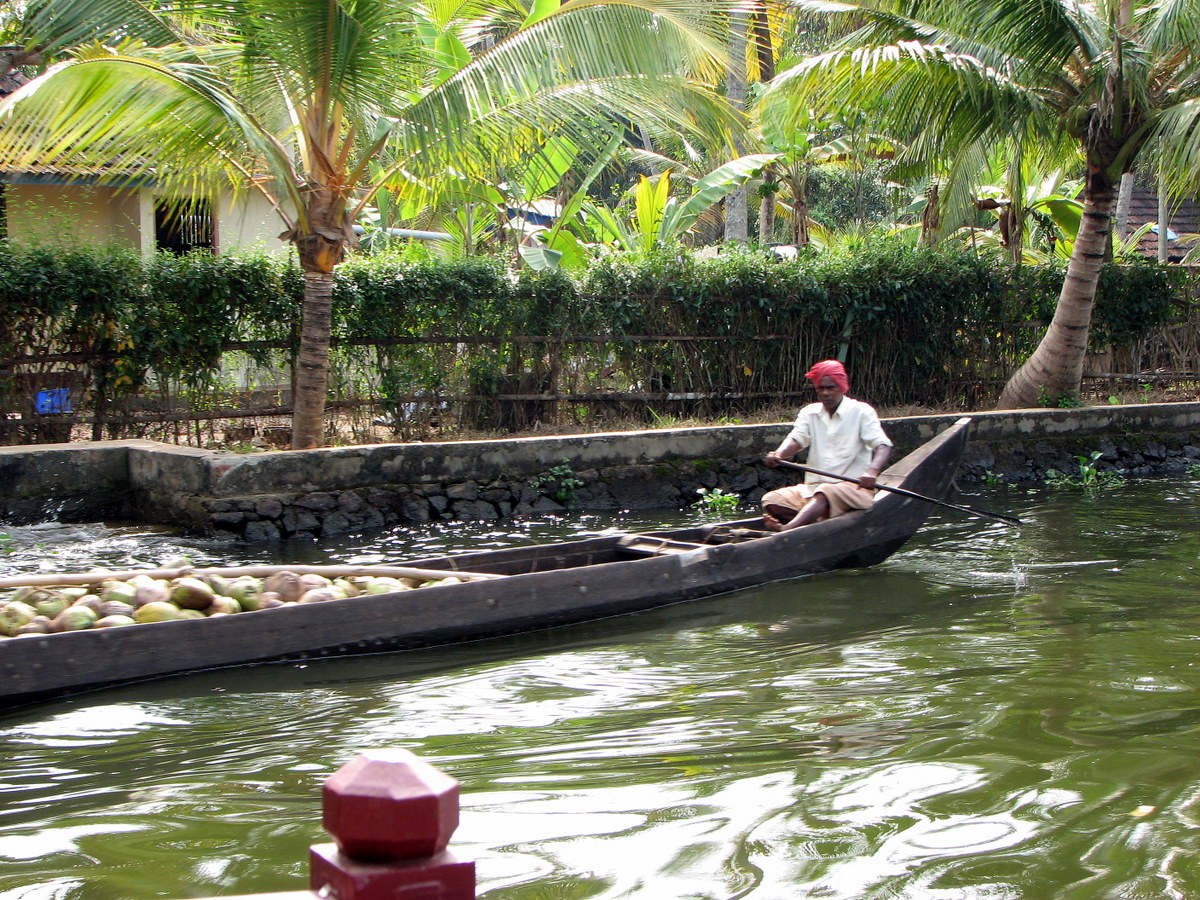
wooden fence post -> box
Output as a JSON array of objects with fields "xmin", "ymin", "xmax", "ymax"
[{"xmin": 309, "ymin": 748, "xmax": 476, "ymax": 899}]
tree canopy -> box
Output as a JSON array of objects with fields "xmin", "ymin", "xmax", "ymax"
[
  {"xmin": 1, "ymin": 0, "xmax": 741, "ymax": 446},
  {"xmin": 763, "ymin": 0, "xmax": 1200, "ymax": 407}
]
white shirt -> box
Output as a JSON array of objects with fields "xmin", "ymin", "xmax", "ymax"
[{"xmin": 785, "ymin": 396, "xmax": 892, "ymax": 486}]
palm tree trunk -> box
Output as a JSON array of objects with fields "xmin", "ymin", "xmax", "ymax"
[
  {"xmin": 759, "ymin": 192, "xmax": 776, "ymax": 244},
  {"xmin": 920, "ymin": 182, "xmax": 940, "ymax": 246},
  {"xmin": 996, "ymin": 170, "xmax": 1117, "ymax": 409},
  {"xmin": 292, "ymin": 272, "xmax": 335, "ymax": 449}
]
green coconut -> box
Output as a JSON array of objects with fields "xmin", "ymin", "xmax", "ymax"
[
  {"xmin": 0, "ymin": 602, "xmax": 38, "ymax": 636},
  {"xmin": 202, "ymin": 573, "xmax": 233, "ymax": 597},
  {"xmin": 134, "ymin": 601, "xmax": 183, "ymax": 624},
  {"xmin": 226, "ymin": 576, "xmax": 264, "ymax": 610},
  {"xmin": 178, "ymin": 609, "xmax": 206, "ymax": 620},
  {"xmin": 362, "ymin": 577, "xmax": 410, "ymax": 595},
  {"xmin": 60, "ymin": 587, "xmax": 89, "ymax": 604},
  {"xmin": 73, "ymin": 594, "xmax": 105, "ymax": 615},
  {"xmin": 34, "ymin": 594, "xmax": 68, "ymax": 619},
  {"xmin": 98, "ymin": 581, "xmax": 138, "ymax": 605},
  {"xmin": 170, "ymin": 577, "xmax": 216, "ymax": 610},
  {"xmin": 52, "ymin": 606, "xmax": 98, "ymax": 632},
  {"xmin": 332, "ymin": 578, "xmax": 359, "ymax": 598},
  {"xmin": 9, "ymin": 586, "xmax": 39, "ymax": 605},
  {"xmin": 206, "ymin": 596, "xmax": 242, "ymax": 616},
  {"xmin": 95, "ymin": 615, "xmax": 136, "ymax": 628}
]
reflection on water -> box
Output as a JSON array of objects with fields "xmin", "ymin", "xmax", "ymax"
[{"xmin": 1, "ymin": 480, "xmax": 1199, "ymax": 898}]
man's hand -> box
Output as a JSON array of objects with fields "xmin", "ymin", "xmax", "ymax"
[
  {"xmin": 764, "ymin": 439, "xmax": 801, "ymax": 468},
  {"xmin": 858, "ymin": 471, "xmax": 878, "ymax": 490}
]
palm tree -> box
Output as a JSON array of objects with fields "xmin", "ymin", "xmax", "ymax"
[
  {"xmin": 764, "ymin": 0, "xmax": 1200, "ymax": 408},
  {"xmin": 1, "ymin": 0, "xmax": 737, "ymax": 447}
]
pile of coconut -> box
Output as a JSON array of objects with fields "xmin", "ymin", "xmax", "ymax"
[{"xmin": 0, "ymin": 568, "xmax": 475, "ymax": 638}]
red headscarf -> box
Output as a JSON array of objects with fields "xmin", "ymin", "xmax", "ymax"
[{"xmin": 805, "ymin": 359, "xmax": 850, "ymax": 393}]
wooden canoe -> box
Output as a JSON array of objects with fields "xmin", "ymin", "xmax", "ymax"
[{"xmin": 0, "ymin": 417, "xmax": 973, "ymax": 709}]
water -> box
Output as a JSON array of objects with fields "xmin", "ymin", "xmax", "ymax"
[{"xmin": 1, "ymin": 480, "xmax": 1199, "ymax": 899}]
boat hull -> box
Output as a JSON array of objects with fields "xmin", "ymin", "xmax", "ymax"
[{"xmin": 0, "ymin": 418, "xmax": 972, "ymax": 708}]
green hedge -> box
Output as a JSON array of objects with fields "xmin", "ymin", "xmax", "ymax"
[{"xmin": 0, "ymin": 241, "xmax": 1188, "ymax": 433}]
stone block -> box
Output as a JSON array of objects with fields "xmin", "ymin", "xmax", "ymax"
[
  {"xmin": 255, "ymin": 497, "xmax": 284, "ymax": 518},
  {"xmin": 321, "ymin": 511, "xmax": 352, "ymax": 536},
  {"xmin": 403, "ymin": 494, "xmax": 434, "ymax": 521},
  {"xmin": 445, "ymin": 482, "xmax": 478, "ymax": 501},
  {"xmin": 451, "ymin": 499, "xmax": 498, "ymax": 520},
  {"xmin": 244, "ymin": 520, "xmax": 281, "ymax": 542},
  {"xmin": 728, "ymin": 470, "xmax": 758, "ymax": 492},
  {"xmin": 281, "ymin": 507, "xmax": 320, "ymax": 534},
  {"xmin": 296, "ymin": 492, "xmax": 337, "ymax": 511}
]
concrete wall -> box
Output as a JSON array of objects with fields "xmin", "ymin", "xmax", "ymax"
[
  {"xmin": 6, "ymin": 184, "xmax": 141, "ymax": 250},
  {"xmin": 2, "ymin": 404, "xmax": 1200, "ymax": 541},
  {"xmin": 4, "ymin": 183, "xmax": 294, "ymax": 259},
  {"xmin": 214, "ymin": 190, "xmax": 293, "ymax": 258}
]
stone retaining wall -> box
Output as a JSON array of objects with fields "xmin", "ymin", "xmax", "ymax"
[{"xmin": 2, "ymin": 404, "xmax": 1199, "ymax": 541}]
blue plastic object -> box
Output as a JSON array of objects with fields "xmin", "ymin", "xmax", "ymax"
[{"xmin": 35, "ymin": 388, "xmax": 72, "ymax": 414}]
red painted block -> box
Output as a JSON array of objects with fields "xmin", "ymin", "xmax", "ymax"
[
  {"xmin": 322, "ymin": 749, "xmax": 460, "ymax": 861},
  {"xmin": 310, "ymin": 842, "xmax": 476, "ymax": 900}
]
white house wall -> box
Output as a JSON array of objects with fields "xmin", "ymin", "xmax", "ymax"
[
  {"xmin": 6, "ymin": 183, "xmax": 142, "ymax": 250},
  {"xmin": 6, "ymin": 183, "xmax": 294, "ymax": 260},
  {"xmin": 217, "ymin": 190, "xmax": 292, "ymax": 258}
]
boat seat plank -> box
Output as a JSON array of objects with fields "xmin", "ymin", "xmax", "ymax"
[{"xmin": 616, "ymin": 535, "xmax": 710, "ymax": 557}]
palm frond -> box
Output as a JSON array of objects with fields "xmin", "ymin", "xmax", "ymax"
[
  {"xmin": 0, "ymin": 51, "xmax": 300, "ymax": 211},
  {"xmin": 19, "ymin": 0, "xmax": 186, "ymax": 53}
]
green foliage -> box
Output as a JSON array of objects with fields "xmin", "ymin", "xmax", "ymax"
[
  {"xmin": 1045, "ymin": 452, "xmax": 1124, "ymax": 490},
  {"xmin": 807, "ymin": 160, "xmax": 894, "ymax": 228},
  {"xmin": 1091, "ymin": 260, "xmax": 1184, "ymax": 348},
  {"xmin": 134, "ymin": 251, "xmax": 302, "ymax": 388},
  {"xmin": 1038, "ymin": 385, "xmax": 1083, "ymax": 409},
  {"xmin": 531, "ymin": 460, "xmax": 584, "ymax": 506},
  {"xmin": 695, "ymin": 487, "xmax": 740, "ymax": 515},
  {"xmin": 0, "ymin": 241, "xmax": 1193, "ymax": 440}
]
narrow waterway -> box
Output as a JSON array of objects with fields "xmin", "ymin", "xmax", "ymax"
[{"xmin": 1, "ymin": 477, "xmax": 1198, "ymax": 899}]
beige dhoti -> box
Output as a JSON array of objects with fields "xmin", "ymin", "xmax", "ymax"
[{"xmin": 760, "ymin": 481, "xmax": 876, "ymax": 523}]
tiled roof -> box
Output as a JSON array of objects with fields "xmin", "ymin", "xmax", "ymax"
[
  {"xmin": 1118, "ymin": 187, "xmax": 1200, "ymax": 262},
  {"xmin": 0, "ymin": 67, "xmax": 29, "ymax": 96}
]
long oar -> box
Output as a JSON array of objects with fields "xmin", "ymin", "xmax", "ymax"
[{"xmin": 770, "ymin": 459, "xmax": 1021, "ymax": 527}]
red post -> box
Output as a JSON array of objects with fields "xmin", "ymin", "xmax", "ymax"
[{"xmin": 310, "ymin": 749, "xmax": 475, "ymax": 900}]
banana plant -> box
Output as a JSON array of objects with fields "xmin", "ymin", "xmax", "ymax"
[{"xmin": 530, "ymin": 152, "xmax": 780, "ymax": 266}]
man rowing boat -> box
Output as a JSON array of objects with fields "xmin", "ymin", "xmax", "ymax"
[{"xmin": 761, "ymin": 360, "xmax": 893, "ymax": 532}]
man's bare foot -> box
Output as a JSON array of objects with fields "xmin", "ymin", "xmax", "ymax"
[{"xmin": 763, "ymin": 513, "xmax": 783, "ymax": 532}]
